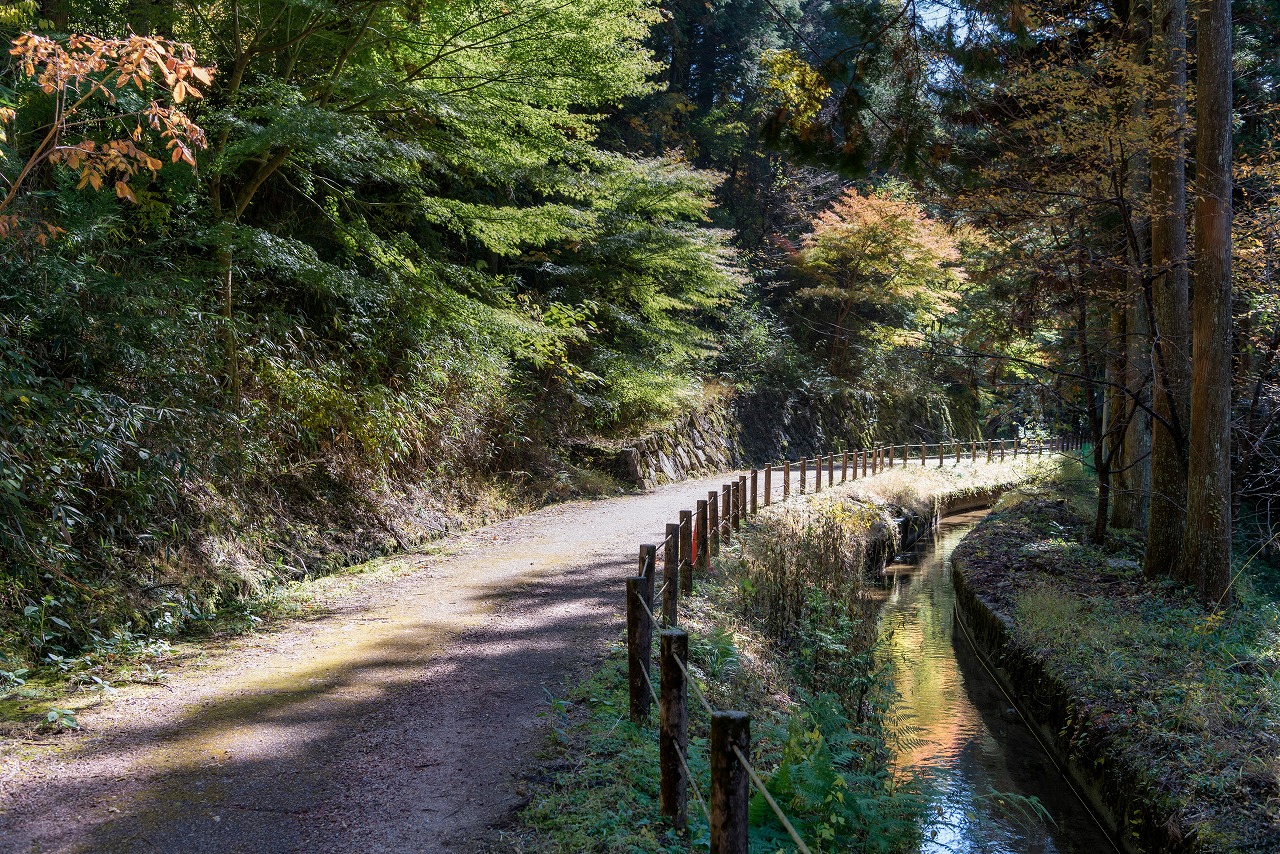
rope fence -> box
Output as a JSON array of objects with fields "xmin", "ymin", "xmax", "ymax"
[{"xmin": 619, "ymin": 433, "xmax": 1081, "ymax": 851}]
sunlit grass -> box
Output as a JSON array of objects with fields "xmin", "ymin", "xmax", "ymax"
[{"xmin": 956, "ymin": 468, "xmax": 1280, "ymax": 849}]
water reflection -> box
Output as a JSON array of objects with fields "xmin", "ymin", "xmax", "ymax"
[{"xmin": 877, "ymin": 512, "xmax": 1115, "ymax": 853}]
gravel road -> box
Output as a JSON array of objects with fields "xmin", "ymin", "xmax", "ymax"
[{"xmin": 2, "ymin": 470, "xmax": 772, "ymax": 853}]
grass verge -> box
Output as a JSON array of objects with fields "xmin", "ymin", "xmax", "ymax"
[{"xmin": 953, "ymin": 461, "xmax": 1280, "ymax": 851}]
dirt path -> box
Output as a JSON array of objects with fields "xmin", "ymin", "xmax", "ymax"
[{"xmin": 2, "ymin": 471, "xmax": 773, "ymax": 853}]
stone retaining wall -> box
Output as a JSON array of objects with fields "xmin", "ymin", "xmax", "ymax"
[{"xmin": 618, "ymin": 402, "xmax": 744, "ymax": 489}]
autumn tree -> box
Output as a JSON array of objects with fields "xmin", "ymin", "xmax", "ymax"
[
  {"xmin": 0, "ymin": 32, "xmax": 209, "ymax": 240},
  {"xmin": 792, "ymin": 187, "xmax": 961, "ymax": 377}
]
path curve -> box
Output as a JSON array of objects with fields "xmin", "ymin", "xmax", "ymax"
[{"xmin": 2, "ymin": 470, "xmax": 771, "ymax": 853}]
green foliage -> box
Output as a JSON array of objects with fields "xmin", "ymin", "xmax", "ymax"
[
  {"xmin": 515, "ymin": 596, "xmax": 925, "ymax": 854},
  {"xmin": 0, "ymin": 0, "xmax": 747, "ymax": 661},
  {"xmin": 957, "ymin": 479, "xmax": 1280, "ymax": 850},
  {"xmin": 751, "ymin": 692, "xmax": 926, "ymax": 852}
]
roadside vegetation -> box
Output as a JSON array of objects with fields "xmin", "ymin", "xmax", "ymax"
[
  {"xmin": 954, "ymin": 461, "xmax": 1280, "ymax": 850},
  {"xmin": 512, "ymin": 458, "xmax": 1041, "ymax": 851},
  {"xmin": 2, "ymin": 0, "xmax": 1278, "ymax": 822}
]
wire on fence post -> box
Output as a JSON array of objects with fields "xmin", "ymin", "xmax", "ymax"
[
  {"xmin": 660, "ymin": 627, "xmax": 689, "ymax": 830},
  {"xmin": 732, "ymin": 744, "xmax": 814, "ymax": 854},
  {"xmin": 696, "ymin": 499, "xmax": 709, "ymax": 572},
  {"xmin": 710, "ymin": 711, "xmax": 750, "ymax": 854},
  {"xmin": 663, "ymin": 522, "xmax": 679, "ymax": 626},
  {"xmin": 626, "ymin": 576, "xmax": 651, "ymax": 723},
  {"xmin": 720, "ymin": 485, "xmax": 731, "ymax": 544},
  {"xmin": 639, "ymin": 542, "xmax": 656, "ymax": 637},
  {"xmin": 708, "ymin": 490, "xmax": 720, "ymax": 558},
  {"xmin": 679, "ymin": 510, "xmax": 694, "ymax": 596},
  {"xmin": 735, "ymin": 476, "xmax": 746, "ymax": 530}
]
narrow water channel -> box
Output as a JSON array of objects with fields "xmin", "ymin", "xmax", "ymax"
[{"xmin": 877, "ymin": 511, "xmax": 1116, "ymax": 853}]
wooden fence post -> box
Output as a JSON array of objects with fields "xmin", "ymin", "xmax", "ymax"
[
  {"xmin": 987, "ymin": 440, "xmax": 994, "ymax": 463},
  {"xmin": 841, "ymin": 451, "xmax": 848, "ymax": 482},
  {"xmin": 663, "ymin": 523, "xmax": 679, "ymax": 626},
  {"xmin": 1000, "ymin": 439, "xmax": 1006, "ymax": 461},
  {"xmin": 862, "ymin": 449, "xmax": 868, "ymax": 478},
  {"xmin": 827, "ymin": 453, "xmax": 834, "ymax": 485},
  {"xmin": 640, "ymin": 543, "xmax": 656, "ymax": 619},
  {"xmin": 660, "ymin": 629, "xmax": 689, "ymax": 831},
  {"xmin": 1014, "ymin": 436, "xmax": 1020, "ymax": 457},
  {"xmin": 921, "ymin": 444, "xmax": 927, "ymax": 467},
  {"xmin": 783, "ymin": 461, "xmax": 790, "ymax": 499},
  {"xmin": 626, "ymin": 576, "xmax": 650, "ymax": 723},
  {"xmin": 708, "ymin": 491, "xmax": 720, "ymax": 558},
  {"xmin": 679, "ymin": 510, "xmax": 693, "ymax": 595},
  {"xmin": 764, "ymin": 465, "xmax": 772, "ymax": 506},
  {"xmin": 888, "ymin": 445, "xmax": 895, "ymax": 468},
  {"xmin": 709, "ymin": 711, "xmax": 751, "ymax": 854},
  {"xmin": 971, "ymin": 441, "xmax": 977, "ymax": 463},
  {"xmin": 750, "ymin": 469, "xmax": 758, "ymax": 515},
  {"xmin": 696, "ymin": 500, "xmax": 709, "ymax": 572},
  {"xmin": 814, "ymin": 458, "xmax": 822, "ymax": 493},
  {"xmin": 799, "ymin": 458, "xmax": 806, "ymax": 494},
  {"xmin": 720, "ymin": 486, "xmax": 731, "ymax": 543}
]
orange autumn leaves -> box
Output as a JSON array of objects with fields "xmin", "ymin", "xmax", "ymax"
[
  {"xmin": 792, "ymin": 187, "xmax": 966, "ymax": 374},
  {"xmin": 0, "ymin": 32, "xmax": 212, "ymax": 240},
  {"xmin": 797, "ymin": 188, "xmax": 962, "ymax": 320}
]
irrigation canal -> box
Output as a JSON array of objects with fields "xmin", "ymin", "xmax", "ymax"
[{"xmin": 877, "ymin": 510, "xmax": 1117, "ymax": 853}]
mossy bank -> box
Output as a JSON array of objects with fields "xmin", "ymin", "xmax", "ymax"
[{"xmin": 951, "ymin": 471, "xmax": 1280, "ymax": 852}]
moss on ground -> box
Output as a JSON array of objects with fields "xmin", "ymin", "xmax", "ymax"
[{"xmin": 953, "ymin": 464, "xmax": 1280, "ymax": 851}]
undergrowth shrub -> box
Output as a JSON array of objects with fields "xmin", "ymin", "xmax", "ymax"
[
  {"xmin": 751, "ymin": 691, "xmax": 926, "ymax": 852},
  {"xmin": 732, "ymin": 495, "xmax": 886, "ymax": 639}
]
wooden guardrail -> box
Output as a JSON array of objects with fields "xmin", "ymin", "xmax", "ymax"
[{"xmin": 622, "ymin": 434, "xmax": 1080, "ymax": 851}]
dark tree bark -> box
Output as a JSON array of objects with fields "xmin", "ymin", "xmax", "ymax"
[
  {"xmin": 1120, "ymin": 284, "xmax": 1153, "ymax": 527},
  {"xmin": 1145, "ymin": 0, "xmax": 1191, "ymax": 579},
  {"xmin": 1114, "ymin": 4, "xmax": 1153, "ymax": 530},
  {"xmin": 1105, "ymin": 306, "xmax": 1128, "ymax": 530},
  {"xmin": 1181, "ymin": 0, "xmax": 1234, "ymax": 605}
]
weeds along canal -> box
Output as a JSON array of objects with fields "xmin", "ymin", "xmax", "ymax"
[{"xmin": 875, "ymin": 510, "xmax": 1116, "ymax": 853}]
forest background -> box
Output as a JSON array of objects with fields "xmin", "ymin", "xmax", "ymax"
[{"xmin": 1, "ymin": 0, "xmax": 1278, "ymax": 664}]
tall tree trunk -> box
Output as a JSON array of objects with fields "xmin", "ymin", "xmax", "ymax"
[
  {"xmin": 1122, "ymin": 281, "xmax": 1154, "ymax": 527},
  {"xmin": 1181, "ymin": 0, "xmax": 1234, "ymax": 606},
  {"xmin": 1145, "ymin": 0, "xmax": 1191, "ymax": 579},
  {"xmin": 1114, "ymin": 0, "xmax": 1153, "ymax": 530},
  {"xmin": 1079, "ymin": 297, "xmax": 1112, "ymax": 543},
  {"xmin": 1105, "ymin": 307, "xmax": 1129, "ymax": 528}
]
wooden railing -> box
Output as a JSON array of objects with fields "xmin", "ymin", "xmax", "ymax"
[{"xmin": 620, "ymin": 433, "xmax": 1081, "ymax": 851}]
